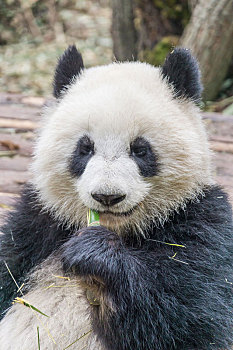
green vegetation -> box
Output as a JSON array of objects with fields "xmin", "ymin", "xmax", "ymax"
[
  {"xmin": 153, "ymin": 0, "xmax": 190, "ymax": 27},
  {"xmin": 143, "ymin": 36, "xmax": 179, "ymax": 66}
]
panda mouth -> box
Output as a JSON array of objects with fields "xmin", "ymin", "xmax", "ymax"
[{"xmin": 98, "ymin": 206, "xmax": 137, "ymax": 217}]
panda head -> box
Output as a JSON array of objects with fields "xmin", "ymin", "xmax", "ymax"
[{"xmin": 32, "ymin": 46, "xmax": 212, "ymax": 235}]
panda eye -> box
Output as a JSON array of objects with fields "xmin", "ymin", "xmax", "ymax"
[
  {"xmin": 131, "ymin": 146, "xmax": 147, "ymax": 158},
  {"xmin": 78, "ymin": 136, "xmax": 94, "ymax": 156},
  {"xmin": 79, "ymin": 144, "xmax": 93, "ymax": 156},
  {"xmin": 130, "ymin": 138, "xmax": 148, "ymax": 158},
  {"xmin": 130, "ymin": 137, "xmax": 158, "ymax": 177}
]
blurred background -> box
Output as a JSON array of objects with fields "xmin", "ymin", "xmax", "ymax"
[{"xmin": 0, "ymin": 0, "xmax": 233, "ymax": 111}]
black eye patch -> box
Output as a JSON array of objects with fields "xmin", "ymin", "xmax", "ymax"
[
  {"xmin": 69, "ymin": 135, "xmax": 94, "ymax": 177},
  {"xmin": 130, "ymin": 137, "xmax": 158, "ymax": 177}
]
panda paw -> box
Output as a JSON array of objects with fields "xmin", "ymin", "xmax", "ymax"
[{"xmin": 61, "ymin": 226, "xmax": 122, "ymax": 279}]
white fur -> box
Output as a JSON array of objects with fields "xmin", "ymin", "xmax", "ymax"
[
  {"xmin": 0, "ymin": 61, "xmax": 214, "ymax": 348},
  {"xmin": 31, "ymin": 61, "xmax": 213, "ymax": 233},
  {"xmin": 0, "ymin": 257, "xmax": 103, "ymax": 350}
]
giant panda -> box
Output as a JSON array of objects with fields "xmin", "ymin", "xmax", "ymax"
[{"xmin": 0, "ymin": 46, "xmax": 232, "ymax": 350}]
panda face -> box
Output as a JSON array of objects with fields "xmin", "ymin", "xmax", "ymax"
[
  {"xmin": 69, "ymin": 132, "xmax": 159, "ymax": 223},
  {"xmin": 32, "ymin": 56, "xmax": 212, "ymax": 234},
  {"xmin": 70, "ymin": 132, "xmax": 154, "ymax": 229}
]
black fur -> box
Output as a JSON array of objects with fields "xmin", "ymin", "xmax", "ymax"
[
  {"xmin": 0, "ymin": 185, "xmax": 74, "ymax": 318},
  {"xmin": 69, "ymin": 135, "xmax": 95, "ymax": 177},
  {"xmin": 1, "ymin": 185, "xmax": 233, "ymax": 349},
  {"xmin": 62, "ymin": 185, "xmax": 233, "ymax": 350},
  {"xmin": 130, "ymin": 137, "xmax": 159, "ymax": 177},
  {"xmin": 69, "ymin": 135, "xmax": 159, "ymax": 179},
  {"xmin": 161, "ymin": 48, "xmax": 203, "ymax": 102},
  {"xmin": 53, "ymin": 45, "xmax": 84, "ymax": 98}
]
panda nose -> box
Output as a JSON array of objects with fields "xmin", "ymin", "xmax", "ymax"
[{"xmin": 91, "ymin": 193, "xmax": 126, "ymax": 207}]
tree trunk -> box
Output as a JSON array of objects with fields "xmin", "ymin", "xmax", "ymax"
[
  {"xmin": 188, "ymin": 0, "xmax": 199, "ymax": 12},
  {"xmin": 180, "ymin": 0, "xmax": 233, "ymax": 101},
  {"xmin": 137, "ymin": 0, "xmax": 185, "ymax": 51},
  {"xmin": 47, "ymin": 0, "xmax": 65, "ymax": 43},
  {"xmin": 111, "ymin": 0, "xmax": 137, "ymax": 61}
]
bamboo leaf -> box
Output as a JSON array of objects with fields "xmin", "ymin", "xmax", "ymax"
[{"xmin": 13, "ymin": 297, "xmax": 49, "ymax": 317}]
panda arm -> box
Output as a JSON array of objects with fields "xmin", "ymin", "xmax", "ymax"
[
  {"xmin": 62, "ymin": 226, "xmax": 185, "ymax": 350},
  {"xmin": 0, "ymin": 185, "xmax": 72, "ymax": 318},
  {"xmin": 62, "ymin": 187, "xmax": 233, "ymax": 350}
]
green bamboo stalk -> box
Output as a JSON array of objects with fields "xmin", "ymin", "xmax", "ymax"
[{"xmin": 87, "ymin": 209, "xmax": 100, "ymax": 227}]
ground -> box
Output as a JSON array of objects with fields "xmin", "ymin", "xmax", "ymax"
[
  {"xmin": 0, "ymin": 92, "xmax": 233, "ymax": 225},
  {"xmin": 0, "ymin": 0, "xmax": 112, "ymax": 97}
]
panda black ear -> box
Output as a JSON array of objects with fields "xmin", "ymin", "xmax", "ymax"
[
  {"xmin": 161, "ymin": 48, "xmax": 203, "ymax": 102},
  {"xmin": 53, "ymin": 45, "xmax": 84, "ymax": 99}
]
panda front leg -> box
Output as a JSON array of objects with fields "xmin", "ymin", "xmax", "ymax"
[
  {"xmin": 62, "ymin": 225, "xmax": 231, "ymax": 350},
  {"xmin": 62, "ymin": 225, "xmax": 171, "ymax": 350}
]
